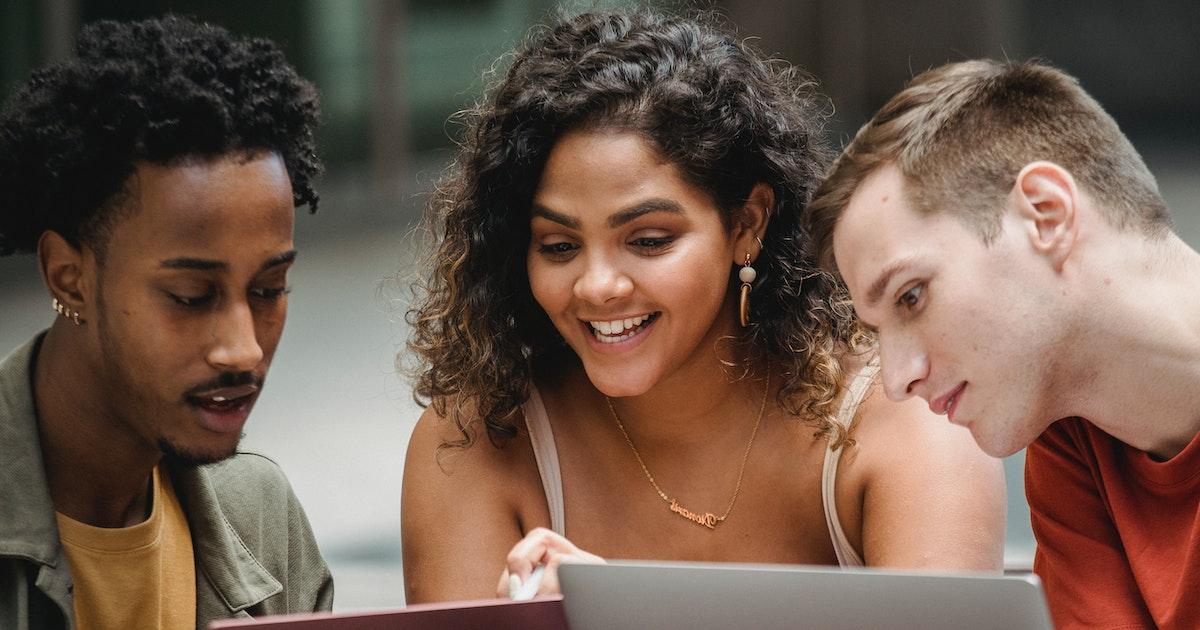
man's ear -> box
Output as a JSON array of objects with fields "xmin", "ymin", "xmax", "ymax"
[
  {"xmin": 1010, "ymin": 161, "xmax": 1078, "ymax": 270},
  {"xmin": 732, "ymin": 182, "xmax": 774, "ymax": 265},
  {"xmin": 38, "ymin": 231, "xmax": 91, "ymax": 322}
]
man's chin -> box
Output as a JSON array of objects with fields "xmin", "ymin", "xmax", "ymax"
[
  {"xmin": 970, "ymin": 426, "xmax": 1028, "ymax": 458},
  {"xmin": 158, "ymin": 436, "xmax": 242, "ymax": 466}
]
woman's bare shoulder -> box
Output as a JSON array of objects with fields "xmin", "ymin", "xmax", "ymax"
[
  {"xmin": 402, "ymin": 399, "xmax": 553, "ymax": 601},
  {"xmin": 843, "ymin": 379, "xmax": 1006, "ymax": 569},
  {"xmin": 404, "ymin": 400, "xmax": 543, "ymax": 493}
]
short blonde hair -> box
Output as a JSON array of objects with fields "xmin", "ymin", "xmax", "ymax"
[{"xmin": 808, "ymin": 59, "xmax": 1170, "ymax": 269}]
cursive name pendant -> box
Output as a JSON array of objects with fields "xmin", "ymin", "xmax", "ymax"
[
  {"xmin": 669, "ymin": 499, "xmax": 722, "ymax": 529},
  {"xmin": 605, "ymin": 370, "xmax": 770, "ymax": 532}
]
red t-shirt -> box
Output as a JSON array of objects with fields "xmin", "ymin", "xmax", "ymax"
[{"xmin": 1026, "ymin": 417, "xmax": 1200, "ymax": 629}]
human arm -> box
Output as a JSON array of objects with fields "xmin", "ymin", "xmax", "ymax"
[
  {"xmin": 847, "ymin": 391, "xmax": 1007, "ymax": 570},
  {"xmin": 401, "ymin": 406, "xmax": 549, "ymax": 603},
  {"xmin": 1025, "ymin": 420, "xmax": 1154, "ymax": 630}
]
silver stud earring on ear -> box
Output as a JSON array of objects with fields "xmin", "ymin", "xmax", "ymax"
[{"xmin": 52, "ymin": 297, "xmax": 84, "ymax": 326}]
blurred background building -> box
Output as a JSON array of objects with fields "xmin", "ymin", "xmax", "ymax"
[{"xmin": 2, "ymin": 0, "xmax": 1197, "ymax": 610}]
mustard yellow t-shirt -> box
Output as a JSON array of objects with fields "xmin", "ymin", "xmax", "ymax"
[{"xmin": 55, "ymin": 465, "xmax": 196, "ymax": 630}]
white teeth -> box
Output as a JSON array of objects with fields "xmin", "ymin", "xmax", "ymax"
[
  {"xmin": 596, "ymin": 329, "xmax": 636, "ymax": 344},
  {"xmin": 587, "ymin": 313, "xmax": 651, "ymax": 341},
  {"xmin": 211, "ymin": 396, "xmax": 227, "ymax": 403}
]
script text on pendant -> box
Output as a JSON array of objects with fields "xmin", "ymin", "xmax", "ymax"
[{"xmin": 670, "ymin": 498, "xmax": 721, "ymax": 529}]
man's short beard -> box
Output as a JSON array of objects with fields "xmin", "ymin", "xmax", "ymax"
[{"xmin": 158, "ymin": 436, "xmax": 244, "ymax": 467}]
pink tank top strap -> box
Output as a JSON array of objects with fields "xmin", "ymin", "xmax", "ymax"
[
  {"xmin": 821, "ymin": 357, "xmax": 881, "ymax": 567},
  {"xmin": 523, "ymin": 387, "xmax": 567, "ymax": 535}
]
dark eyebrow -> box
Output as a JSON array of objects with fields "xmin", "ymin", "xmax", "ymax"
[
  {"xmin": 865, "ymin": 258, "xmax": 915, "ymax": 308},
  {"xmin": 607, "ymin": 198, "xmax": 683, "ymax": 228},
  {"xmin": 531, "ymin": 204, "xmax": 581, "ymax": 229},
  {"xmin": 160, "ymin": 257, "xmax": 225, "ymax": 271},
  {"xmin": 531, "ymin": 199, "xmax": 683, "ymax": 230},
  {"xmin": 159, "ymin": 250, "xmax": 297, "ymax": 273}
]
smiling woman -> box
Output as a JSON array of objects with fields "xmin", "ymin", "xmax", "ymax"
[{"xmin": 401, "ymin": 8, "xmax": 1007, "ymax": 604}]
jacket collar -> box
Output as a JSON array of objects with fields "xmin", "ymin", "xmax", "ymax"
[
  {"xmin": 0, "ymin": 333, "xmax": 282, "ymax": 613},
  {"xmin": 169, "ymin": 457, "xmax": 283, "ymax": 612},
  {"xmin": 0, "ymin": 334, "xmax": 61, "ymax": 567}
]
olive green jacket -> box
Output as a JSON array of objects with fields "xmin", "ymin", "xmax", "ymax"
[{"xmin": 0, "ymin": 336, "xmax": 334, "ymax": 629}]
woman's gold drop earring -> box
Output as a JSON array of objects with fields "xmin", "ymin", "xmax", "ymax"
[{"xmin": 738, "ymin": 252, "xmax": 756, "ymax": 327}]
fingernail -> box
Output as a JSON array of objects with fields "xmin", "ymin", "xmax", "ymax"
[{"xmin": 507, "ymin": 573, "xmax": 521, "ymax": 599}]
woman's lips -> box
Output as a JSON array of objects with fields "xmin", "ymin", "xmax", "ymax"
[{"xmin": 580, "ymin": 311, "xmax": 660, "ymax": 352}]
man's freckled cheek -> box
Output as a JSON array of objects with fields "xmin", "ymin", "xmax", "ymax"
[
  {"xmin": 929, "ymin": 329, "xmax": 951, "ymax": 354},
  {"xmin": 959, "ymin": 304, "xmax": 988, "ymax": 354}
]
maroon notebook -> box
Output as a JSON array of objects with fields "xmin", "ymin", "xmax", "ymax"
[{"xmin": 208, "ymin": 596, "xmax": 568, "ymax": 630}]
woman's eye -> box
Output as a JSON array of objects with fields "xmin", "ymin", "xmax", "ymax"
[
  {"xmin": 631, "ymin": 236, "xmax": 674, "ymax": 251},
  {"xmin": 897, "ymin": 283, "xmax": 924, "ymax": 310},
  {"xmin": 537, "ymin": 242, "xmax": 578, "ymax": 258}
]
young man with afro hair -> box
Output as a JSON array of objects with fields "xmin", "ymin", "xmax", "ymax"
[{"xmin": 0, "ymin": 15, "xmax": 333, "ymax": 628}]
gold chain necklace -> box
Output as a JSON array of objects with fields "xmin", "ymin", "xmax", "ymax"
[{"xmin": 604, "ymin": 373, "xmax": 769, "ymax": 530}]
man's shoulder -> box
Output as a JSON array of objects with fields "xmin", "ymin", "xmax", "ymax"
[
  {"xmin": 175, "ymin": 451, "xmax": 326, "ymax": 579},
  {"xmin": 179, "ymin": 455, "xmax": 334, "ymax": 617},
  {"xmin": 1026, "ymin": 418, "xmax": 1124, "ymax": 495},
  {"xmin": 189, "ymin": 451, "xmax": 300, "ymax": 518},
  {"xmin": 0, "ymin": 335, "xmax": 41, "ymax": 425},
  {"xmin": 203, "ymin": 451, "xmax": 291, "ymax": 488}
]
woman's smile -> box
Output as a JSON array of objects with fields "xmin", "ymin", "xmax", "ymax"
[{"xmin": 585, "ymin": 312, "xmax": 659, "ymax": 343}]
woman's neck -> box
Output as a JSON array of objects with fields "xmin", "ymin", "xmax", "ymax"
[{"xmin": 598, "ymin": 352, "xmax": 771, "ymax": 448}]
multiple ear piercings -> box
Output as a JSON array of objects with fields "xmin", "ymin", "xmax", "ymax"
[
  {"xmin": 52, "ymin": 298, "xmax": 84, "ymax": 326},
  {"xmin": 738, "ymin": 236, "xmax": 763, "ymax": 328}
]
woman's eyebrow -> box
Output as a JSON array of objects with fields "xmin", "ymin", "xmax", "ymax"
[
  {"xmin": 607, "ymin": 199, "xmax": 683, "ymax": 228},
  {"xmin": 531, "ymin": 204, "xmax": 580, "ymax": 229}
]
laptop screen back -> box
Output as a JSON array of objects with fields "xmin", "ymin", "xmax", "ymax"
[{"xmin": 558, "ymin": 561, "xmax": 1053, "ymax": 630}]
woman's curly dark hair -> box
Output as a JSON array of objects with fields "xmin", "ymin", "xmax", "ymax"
[
  {"xmin": 0, "ymin": 15, "xmax": 322, "ymax": 258},
  {"xmin": 407, "ymin": 8, "xmax": 868, "ymax": 450}
]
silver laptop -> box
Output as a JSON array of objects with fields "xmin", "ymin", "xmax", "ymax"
[{"xmin": 558, "ymin": 560, "xmax": 1053, "ymax": 630}]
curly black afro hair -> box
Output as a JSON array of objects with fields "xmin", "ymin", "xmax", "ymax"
[{"xmin": 0, "ymin": 14, "xmax": 322, "ymax": 257}]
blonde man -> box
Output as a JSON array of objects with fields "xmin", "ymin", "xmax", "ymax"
[{"xmin": 807, "ymin": 59, "xmax": 1200, "ymax": 630}]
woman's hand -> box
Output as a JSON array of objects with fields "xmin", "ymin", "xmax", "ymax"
[{"xmin": 496, "ymin": 527, "xmax": 605, "ymax": 598}]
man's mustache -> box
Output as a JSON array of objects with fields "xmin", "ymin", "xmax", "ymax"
[{"xmin": 182, "ymin": 372, "xmax": 263, "ymax": 399}]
